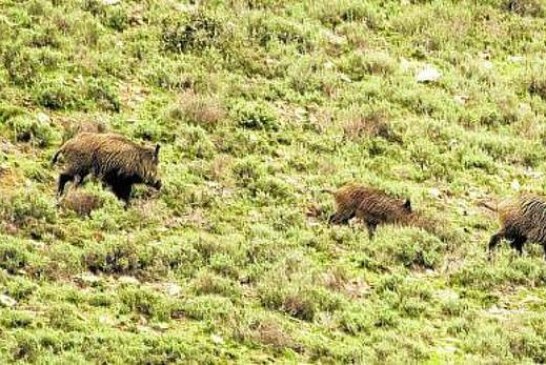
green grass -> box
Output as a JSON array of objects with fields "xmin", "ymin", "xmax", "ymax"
[{"xmin": 1, "ymin": 0, "xmax": 546, "ymax": 363}]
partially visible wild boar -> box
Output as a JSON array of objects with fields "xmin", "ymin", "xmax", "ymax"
[
  {"xmin": 482, "ymin": 194, "xmax": 546, "ymax": 259},
  {"xmin": 52, "ymin": 132, "xmax": 162, "ymax": 206},
  {"xmin": 325, "ymin": 183, "xmax": 415, "ymax": 239}
]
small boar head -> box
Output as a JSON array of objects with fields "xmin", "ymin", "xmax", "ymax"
[{"xmin": 141, "ymin": 143, "xmax": 162, "ymax": 190}]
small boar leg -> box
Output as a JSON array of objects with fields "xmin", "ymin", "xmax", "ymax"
[
  {"xmin": 508, "ymin": 235, "xmax": 526, "ymax": 256},
  {"xmin": 365, "ymin": 221, "xmax": 377, "ymax": 240},
  {"xmin": 111, "ymin": 182, "xmax": 132, "ymax": 208},
  {"xmin": 57, "ymin": 173, "xmax": 73, "ymax": 197},
  {"xmin": 487, "ymin": 230, "xmax": 505, "ymax": 259}
]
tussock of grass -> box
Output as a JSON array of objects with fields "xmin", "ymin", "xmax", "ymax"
[
  {"xmin": 59, "ymin": 191, "xmax": 104, "ymax": 217},
  {"xmin": 167, "ymin": 90, "xmax": 226, "ymax": 130}
]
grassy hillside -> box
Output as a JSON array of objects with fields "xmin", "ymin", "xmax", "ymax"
[{"xmin": 1, "ymin": 0, "xmax": 546, "ymax": 363}]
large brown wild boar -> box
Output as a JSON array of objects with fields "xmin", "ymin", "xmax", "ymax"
[{"xmin": 52, "ymin": 132, "xmax": 162, "ymax": 206}]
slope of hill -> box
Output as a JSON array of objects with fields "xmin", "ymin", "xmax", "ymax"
[{"xmin": 1, "ymin": 0, "xmax": 546, "ymax": 363}]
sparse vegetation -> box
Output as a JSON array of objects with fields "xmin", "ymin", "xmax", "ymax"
[{"xmin": 1, "ymin": 0, "xmax": 546, "ymax": 363}]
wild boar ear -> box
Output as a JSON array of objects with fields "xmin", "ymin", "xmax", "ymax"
[
  {"xmin": 153, "ymin": 144, "xmax": 160, "ymax": 161},
  {"xmin": 404, "ymin": 199, "xmax": 412, "ymax": 211}
]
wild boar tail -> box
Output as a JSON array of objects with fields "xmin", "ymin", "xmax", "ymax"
[
  {"xmin": 477, "ymin": 200, "xmax": 498, "ymax": 212},
  {"xmin": 320, "ymin": 188, "xmax": 336, "ymax": 195}
]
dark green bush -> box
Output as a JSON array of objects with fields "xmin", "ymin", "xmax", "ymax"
[
  {"xmin": 232, "ymin": 101, "xmax": 279, "ymax": 130},
  {"xmin": 162, "ymin": 11, "xmax": 225, "ymax": 53}
]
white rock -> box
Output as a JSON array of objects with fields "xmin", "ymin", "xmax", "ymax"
[
  {"xmin": 36, "ymin": 112, "xmax": 50, "ymax": 124},
  {"xmin": 103, "ymin": 0, "xmax": 120, "ymax": 5},
  {"xmin": 454, "ymin": 95, "xmax": 469, "ymax": 105},
  {"xmin": 429, "ymin": 188, "xmax": 442, "ymax": 198},
  {"xmin": 482, "ymin": 60, "xmax": 493, "ymax": 70},
  {"xmin": 399, "ymin": 58, "xmax": 412, "ymax": 72},
  {"xmin": 486, "ymin": 305, "xmax": 524, "ymax": 316},
  {"xmin": 508, "ymin": 55, "xmax": 524, "ymax": 63},
  {"xmin": 339, "ymin": 74, "xmax": 351, "ymax": 83},
  {"xmin": 525, "ymin": 169, "xmax": 543, "ymax": 179},
  {"xmin": 77, "ymin": 272, "xmax": 100, "ymax": 284},
  {"xmin": 518, "ymin": 103, "xmax": 532, "ymax": 114},
  {"xmin": 99, "ymin": 315, "xmax": 114, "ymax": 325},
  {"xmin": 0, "ymin": 294, "xmax": 17, "ymax": 307},
  {"xmin": 118, "ymin": 276, "xmax": 140, "ymax": 285},
  {"xmin": 211, "ymin": 334, "xmax": 224, "ymax": 345},
  {"xmin": 137, "ymin": 325, "xmax": 153, "ymax": 334},
  {"xmin": 164, "ymin": 283, "xmax": 182, "ymax": 297},
  {"xmin": 467, "ymin": 190, "xmax": 483, "ymax": 200},
  {"xmin": 435, "ymin": 289, "xmax": 459, "ymax": 302},
  {"xmin": 520, "ymin": 295, "xmax": 543, "ymax": 305},
  {"xmin": 176, "ymin": 4, "xmax": 197, "ymax": 12},
  {"xmin": 416, "ymin": 65, "xmax": 441, "ymax": 83},
  {"xmin": 153, "ymin": 323, "xmax": 170, "ymax": 331},
  {"xmin": 511, "ymin": 180, "xmax": 521, "ymax": 191},
  {"xmin": 322, "ymin": 30, "xmax": 346, "ymax": 45},
  {"xmin": 438, "ymin": 345, "xmax": 457, "ymax": 354}
]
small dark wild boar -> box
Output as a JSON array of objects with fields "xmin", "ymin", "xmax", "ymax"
[
  {"xmin": 483, "ymin": 194, "xmax": 546, "ymax": 259},
  {"xmin": 52, "ymin": 132, "xmax": 162, "ymax": 206},
  {"xmin": 325, "ymin": 183, "xmax": 422, "ymax": 239}
]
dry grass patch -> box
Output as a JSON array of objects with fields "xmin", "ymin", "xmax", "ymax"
[
  {"xmin": 168, "ymin": 91, "xmax": 226, "ymax": 129},
  {"xmin": 60, "ymin": 191, "xmax": 104, "ymax": 217},
  {"xmin": 341, "ymin": 107, "xmax": 401, "ymax": 143},
  {"xmin": 63, "ymin": 120, "xmax": 107, "ymax": 141},
  {"xmin": 247, "ymin": 318, "xmax": 296, "ymax": 350},
  {"xmin": 207, "ymin": 154, "xmax": 233, "ymax": 182},
  {"xmin": 279, "ymin": 292, "xmax": 317, "ymax": 321},
  {"xmin": 0, "ymin": 167, "xmax": 24, "ymax": 196},
  {"xmin": 305, "ymin": 203, "xmax": 325, "ymax": 220}
]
